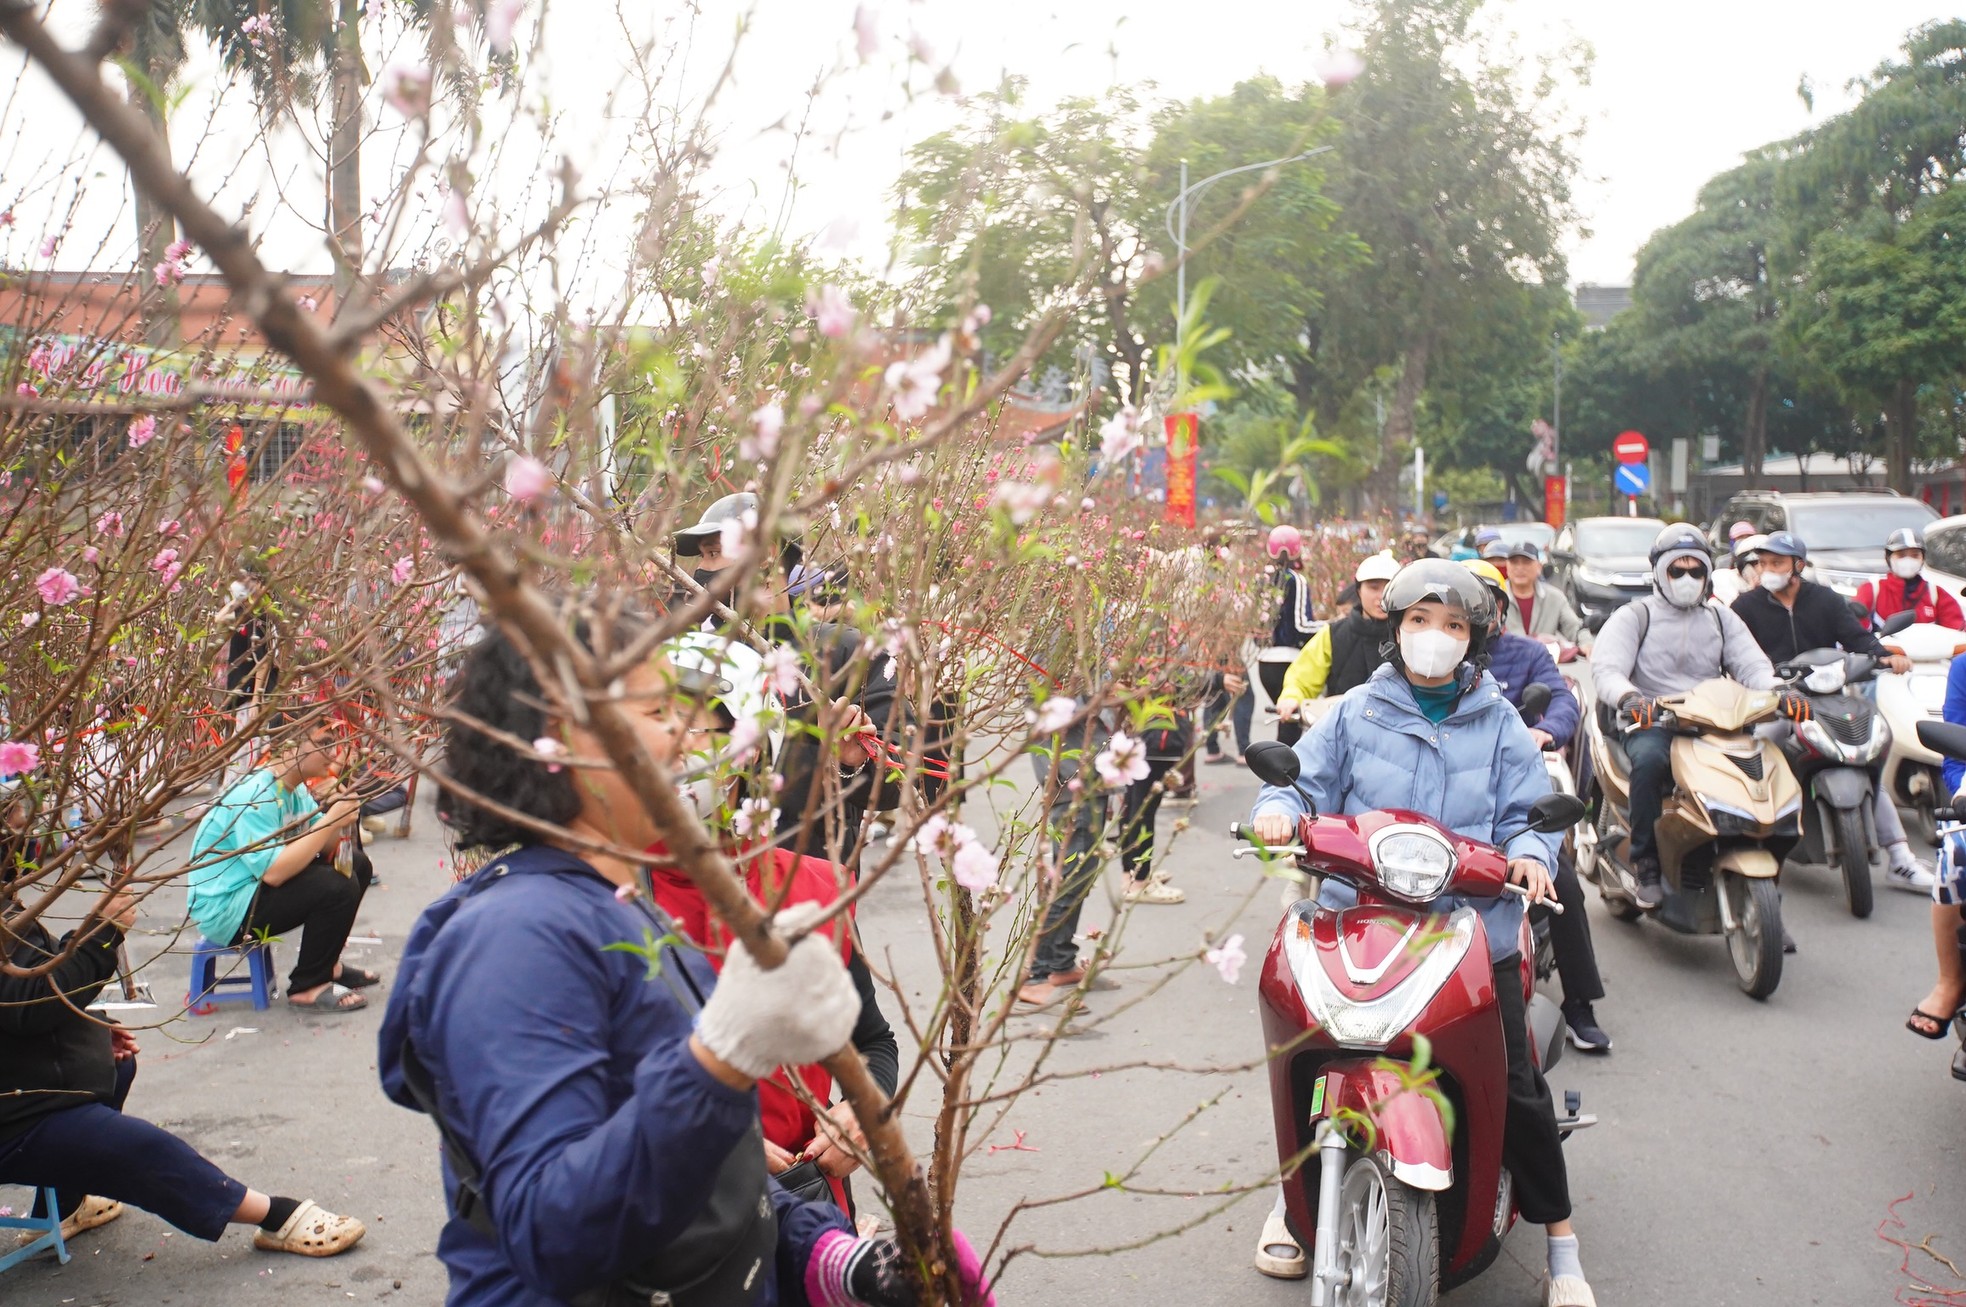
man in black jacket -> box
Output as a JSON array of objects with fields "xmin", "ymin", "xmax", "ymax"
[
  {"xmin": 1731, "ymin": 531, "xmax": 1932, "ymax": 894},
  {"xmin": 0, "ymin": 840, "xmax": 364, "ymax": 1257}
]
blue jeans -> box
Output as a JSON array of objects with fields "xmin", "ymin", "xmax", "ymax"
[
  {"xmin": 1027, "ymin": 753, "xmax": 1107, "ymax": 981},
  {"xmin": 0, "ymin": 1058, "xmax": 246, "ymax": 1240}
]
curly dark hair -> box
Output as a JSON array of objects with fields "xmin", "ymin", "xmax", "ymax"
[{"xmin": 437, "ymin": 625, "xmax": 606, "ymax": 851}]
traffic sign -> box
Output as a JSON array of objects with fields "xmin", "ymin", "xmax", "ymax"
[
  {"xmin": 1613, "ymin": 430, "xmax": 1649, "ymax": 464},
  {"xmin": 1614, "ymin": 461, "xmax": 1650, "ymax": 496}
]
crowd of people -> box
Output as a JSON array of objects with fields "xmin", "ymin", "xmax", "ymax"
[{"xmin": 6, "ymin": 502, "xmax": 1966, "ymax": 1306}]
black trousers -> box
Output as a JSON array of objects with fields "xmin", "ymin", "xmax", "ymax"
[
  {"xmin": 1257, "ymin": 661, "xmax": 1303, "ymax": 747},
  {"xmin": 1494, "ymin": 955, "xmax": 1572, "ymax": 1225},
  {"xmin": 1027, "ymin": 754, "xmax": 1107, "ymax": 982},
  {"xmin": 1, "ymin": 1059, "xmax": 246, "ymax": 1240},
  {"xmin": 231, "ymin": 858, "xmax": 371, "ymax": 993},
  {"xmin": 1547, "ymin": 852, "xmax": 1604, "ymax": 1006},
  {"xmin": 1118, "ymin": 758, "xmax": 1176, "ymax": 882}
]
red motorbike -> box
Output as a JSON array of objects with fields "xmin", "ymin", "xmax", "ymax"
[{"xmin": 1239, "ymin": 740, "xmax": 1589, "ymax": 1307}]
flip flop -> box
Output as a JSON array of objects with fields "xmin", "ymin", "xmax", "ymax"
[
  {"xmin": 289, "ymin": 983, "xmax": 367, "ymax": 1014},
  {"xmin": 335, "ymin": 965, "xmax": 382, "ymax": 989},
  {"xmin": 1907, "ymin": 1007, "xmax": 1954, "ymax": 1040}
]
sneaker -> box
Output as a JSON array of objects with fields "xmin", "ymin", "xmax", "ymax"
[
  {"xmin": 1562, "ymin": 1003, "xmax": 1612, "ymax": 1054},
  {"xmin": 1125, "ymin": 878, "xmax": 1185, "ymax": 905},
  {"xmin": 1631, "ymin": 859, "xmax": 1665, "ymax": 911},
  {"xmin": 1889, "ymin": 860, "xmax": 1938, "ymax": 895}
]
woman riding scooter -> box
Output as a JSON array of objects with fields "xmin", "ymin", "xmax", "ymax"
[{"xmin": 1249, "ymin": 559, "xmax": 1596, "ymax": 1307}]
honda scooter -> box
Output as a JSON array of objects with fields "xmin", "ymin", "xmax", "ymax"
[
  {"xmin": 1877, "ymin": 621, "xmax": 1966, "ymax": 844},
  {"xmin": 1240, "ymin": 741, "xmax": 1588, "ymax": 1307},
  {"xmin": 1769, "ymin": 614, "xmax": 1913, "ymax": 918},
  {"xmin": 1575, "ymin": 678, "xmax": 1800, "ymax": 998}
]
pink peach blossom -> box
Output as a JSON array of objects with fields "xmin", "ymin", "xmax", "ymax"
[{"xmin": 35, "ymin": 568, "xmax": 80, "ymax": 605}]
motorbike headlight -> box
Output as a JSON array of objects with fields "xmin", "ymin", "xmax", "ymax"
[
  {"xmin": 1368, "ymin": 825, "xmax": 1456, "ymax": 903},
  {"xmin": 1802, "ymin": 663, "xmax": 1847, "ymax": 694},
  {"xmin": 1796, "ymin": 718, "xmax": 1846, "ymax": 762},
  {"xmin": 1285, "ymin": 905, "xmax": 1478, "ymax": 1050},
  {"xmin": 1703, "ymin": 801, "xmax": 1763, "ymax": 838}
]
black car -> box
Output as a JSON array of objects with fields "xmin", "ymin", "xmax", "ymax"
[{"xmin": 1549, "ymin": 516, "xmax": 1667, "ymax": 631}]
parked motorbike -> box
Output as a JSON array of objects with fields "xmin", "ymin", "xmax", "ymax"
[
  {"xmin": 1768, "ymin": 612, "xmax": 1915, "ymax": 919},
  {"xmin": 1575, "ymin": 678, "xmax": 1801, "ymax": 998},
  {"xmin": 1239, "ymin": 740, "xmax": 1589, "ymax": 1307},
  {"xmin": 1877, "ymin": 620, "xmax": 1966, "ymax": 845}
]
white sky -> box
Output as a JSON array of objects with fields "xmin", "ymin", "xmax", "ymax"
[{"xmin": 5, "ymin": 0, "xmax": 1956, "ymax": 294}]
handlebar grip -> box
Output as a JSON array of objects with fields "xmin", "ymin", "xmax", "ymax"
[{"xmin": 1230, "ymin": 822, "xmax": 1246, "ymax": 841}]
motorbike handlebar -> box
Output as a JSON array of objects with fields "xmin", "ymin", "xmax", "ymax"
[{"xmin": 1502, "ymin": 880, "xmax": 1564, "ymax": 914}]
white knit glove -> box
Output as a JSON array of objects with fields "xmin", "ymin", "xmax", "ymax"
[{"xmin": 695, "ymin": 902, "xmax": 861, "ymax": 1080}]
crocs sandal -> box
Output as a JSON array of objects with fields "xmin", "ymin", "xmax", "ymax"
[
  {"xmin": 1253, "ymin": 1210, "xmax": 1306, "ymax": 1279},
  {"xmin": 334, "ymin": 964, "xmax": 382, "ymax": 989},
  {"xmin": 289, "ymin": 983, "xmax": 367, "ymax": 1014},
  {"xmin": 1908, "ymin": 1007, "xmax": 1953, "ymax": 1040},
  {"xmin": 17, "ymin": 1196, "xmax": 122, "ymax": 1249},
  {"xmin": 1547, "ymin": 1274, "xmax": 1598, "ymax": 1307},
  {"xmin": 252, "ymin": 1200, "xmax": 365, "ymax": 1257}
]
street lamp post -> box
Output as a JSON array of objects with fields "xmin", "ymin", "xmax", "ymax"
[{"xmin": 1164, "ymin": 145, "xmax": 1335, "ymax": 352}]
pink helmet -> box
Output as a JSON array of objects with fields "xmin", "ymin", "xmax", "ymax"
[
  {"xmin": 1728, "ymin": 520, "xmax": 1755, "ymax": 542},
  {"xmin": 1266, "ymin": 524, "xmax": 1304, "ymax": 558}
]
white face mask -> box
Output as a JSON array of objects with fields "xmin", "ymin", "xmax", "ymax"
[
  {"xmin": 1760, "ymin": 568, "xmax": 1791, "ymax": 593},
  {"xmin": 1665, "ymin": 575, "xmax": 1706, "ymax": 607},
  {"xmin": 1892, "ymin": 556, "xmax": 1923, "ymax": 580},
  {"xmin": 1399, "ymin": 627, "xmax": 1468, "ymax": 679},
  {"xmin": 677, "ymin": 752, "xmax": 733, "ymax": 824}
]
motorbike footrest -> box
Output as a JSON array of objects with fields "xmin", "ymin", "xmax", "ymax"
[{"xmin": 1555, "ymin": 1113, "xmax": 1598, "ymax": 1137}]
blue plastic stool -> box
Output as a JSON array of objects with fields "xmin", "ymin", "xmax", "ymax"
[
  {"xmin": 187, "ymin": 938, "xmax": 275, "ymax": 1014},
  {"xmin": 0, "ymin": 1189, "xmax": 70, "ymax": 1271}
]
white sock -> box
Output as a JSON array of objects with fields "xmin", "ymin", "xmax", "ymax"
[
  {"xmin": 1547, "ymin": 1232, "xmax": 1583, "ymax": 1281},
  {"xmin": 1889, "ymin": 841, "xmax": 1917, "ymax": 871}
]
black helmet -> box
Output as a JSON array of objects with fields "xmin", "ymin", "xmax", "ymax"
[
  {"xmin": 1382, "ymin": 558, "xmax": 1497, "ymax": 669},
  {"xmin": 1648, "ymin": 523, "xmax": 1711, "ymax": 567}
]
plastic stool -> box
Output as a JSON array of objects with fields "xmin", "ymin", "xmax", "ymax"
[
  {"xmin": 0, "ymin": 1189, "xmax": 70, "ymax": 1271},
  {"xmin": 187, "ymin": 938, "xmax": 275, "ymax": 1014}
]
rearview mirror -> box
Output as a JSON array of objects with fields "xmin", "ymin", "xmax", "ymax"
[
  {"xmin": 1244, "ymin": 740, "xmax": 1302, "ymax": 789},
  {"xmin": 1527, "ymin": 792, "xmax": 1587, "ymax": 833},
  {"xmin": 1879, "ymin": 609, "xmax": 1917, "ymax": 637},
  {"xmin": 1917, "ymin": 720, "xmax": 1966, "ymax": 763},
  {"xmin": 1518, "ymin": 682, "xmax": 1553, "ymax": 722}
]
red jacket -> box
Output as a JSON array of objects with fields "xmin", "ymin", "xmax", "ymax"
[
  {"xmin": 1855, "ymin": 572, "xmax": 1965, "ymax": 630},
  {"xmin": 646, "ymin": 844, "xmax": 851, "ymax": 1183}
]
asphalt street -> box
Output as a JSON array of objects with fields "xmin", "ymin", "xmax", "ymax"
[{"xmin": 6, "ymin": 722, "xmax": 1966, "ymax": 1306}]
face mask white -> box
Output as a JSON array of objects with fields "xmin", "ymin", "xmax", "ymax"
[
  {"xmin": 1892, "ymin": 556, "xmax": 1923, "ymax": 580},
  {"xmin": 677, "ymin": 752, "xmax": 732, "ymax": 824},
  {"xmin": 1760, "ymin": 568, "xmax": 1790, "ymax": 593},
  {"xmin": 1665, "ymin": 575, "xmax": 1705, "ymax": 607},
  {"xmin": 1399, "ymin": 628, "xmax": 1468, "ymax": 679}
]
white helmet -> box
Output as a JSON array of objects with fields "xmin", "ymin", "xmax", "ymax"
[{"xmin": 1355, "ymin": 551, "xmax": 1401, "ymax": 584}]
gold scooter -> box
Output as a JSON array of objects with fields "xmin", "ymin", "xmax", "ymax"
[{"xmin": 1574, "ymin": 679, "xmax": 1803, "ymax": 998}]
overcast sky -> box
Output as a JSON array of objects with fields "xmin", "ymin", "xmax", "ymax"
[{"xmin": 6, "ymin": 0, "xmax": 1958, "ymax": 292}]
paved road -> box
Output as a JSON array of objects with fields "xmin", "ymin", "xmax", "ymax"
[{"xmin": 7, "ymin": 742, "xmax": 1965, "ymax": 1305}]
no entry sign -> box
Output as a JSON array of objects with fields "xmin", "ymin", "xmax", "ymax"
[{"xmin": 1613, "ymin": 431, "xmax": 1649, "ymax": 464}]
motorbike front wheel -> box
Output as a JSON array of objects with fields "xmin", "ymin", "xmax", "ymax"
[
  {"xmin": 1723, "ymin": 872, "xmax": 1784, "ymax": 999},
  {"xmin": 1827, "ymin": 802, "xmax": 1875, "ymax": 920},
  {"xmin": 1331, "ymin": 1153, "xmax": 1437, "ymax": 1307}
]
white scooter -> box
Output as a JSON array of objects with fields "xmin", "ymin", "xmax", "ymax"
[{"xmin": 1875, "ymin": 622, "xmax": 1966, "ymax": 844}]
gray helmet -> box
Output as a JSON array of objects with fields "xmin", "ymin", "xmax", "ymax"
[
  {"xmin": 674, "ymin": 492, "xmax": 758, "ymax": 557},
  {"xmin": 1885, "ymin": 527, "xmax": 1924, "ymax": 554},
  {"xmin": 1382, "ymin": 559, "xmax": 1497, "ymax": 667}
]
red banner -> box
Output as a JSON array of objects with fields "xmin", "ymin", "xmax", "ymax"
[
  {"xmin": 1544, "ymin": 474, "xmax": 1565, "ymax": 529},
  {"xmin": 1164, "ymin": 412, "xmax": 1198, "ymax": 528},
  {"xmin": 224, "ymin": 423, "xmax": 248, "ymax": 497}
]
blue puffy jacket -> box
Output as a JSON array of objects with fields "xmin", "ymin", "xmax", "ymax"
[
  {"xmin": 1484, "ymin": 632, "xmax": 1579, "ymax": 750},
  {"xmin": 1252, "ymin": 663, "xmax": 1560, "ymax": 962},
  {"xmin": 377, "ymin": 845, "xmax": 847, "ymax": 1306}
]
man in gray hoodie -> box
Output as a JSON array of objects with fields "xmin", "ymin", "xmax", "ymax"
[{"xmin": 1590, "ymin": 524, "xmax": 1787, "ymax": 908}]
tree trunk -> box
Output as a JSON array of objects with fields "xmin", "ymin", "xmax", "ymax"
[
  {"xmin": 1742, "ymin": 368, "xmax": 1768, "ymax": 483},
  {"xmin": 328, "ymin": 0, "xmax": 364, "ymax": 313},
  {"xmin": 1371, "ymin": 332, "xmax": 1431, "ymax": 504},
  {"xmin": 127, "ymin": 34, "xmax": 180, "ymax": 350},
  {"xmin": 1889, "ymin": 377, "xmax": 1918, "ymax": 494}
]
